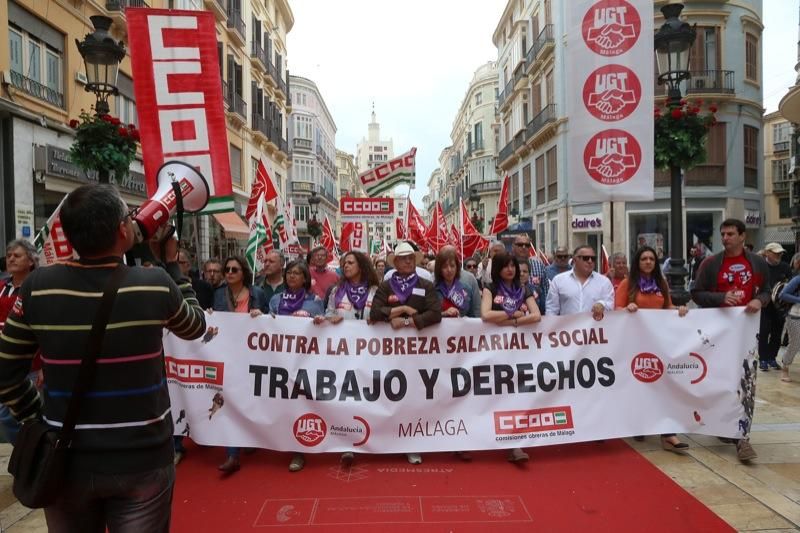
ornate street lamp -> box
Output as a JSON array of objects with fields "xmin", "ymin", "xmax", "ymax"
[
  {"xmin": 307, "ymin": 190, "xmax": 322, "ymax": 239},
  {"xmin": 469, "ymin": 187, "xmax": 483, "ymax": 232},
  {"xmin": 75, "ymin": 16, "xmax": 125, "ymax": 117},
  {"xmin": 654, "ymin": 3, "xmax": 696, "ymax": 305}
]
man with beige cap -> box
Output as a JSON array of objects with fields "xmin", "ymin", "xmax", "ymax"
[{"xmin": 760, "ymin": 242, "xmax": 792, "ymax": 371}]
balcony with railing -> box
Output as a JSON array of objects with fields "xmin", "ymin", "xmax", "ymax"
[
  {"xmin": 8, "ymin": 70, "xmax": 64, "ymax": 108},
  {"xmin": 203, "ymin": 0, "xmax": 226, "ymax": 21},
  {"xmin": 773, "ymin": 179, "xmax": 791, "ymax": 193},
  {"xmin": 513, "ymin": 129, "xmax": 526, "ymax": 151},
  {"xmin": 499, "ymin": 140, "xmax": 515, "ymax": 166},
  {"xmin": 293, "ymin": 137, "xmax": 313, "ymax": 151},
  {"xmin": 498, "ymin": 77, "xmax": 515, "ymax": 109},
  {"xmin": 471, "ymin": 180, "xmax": 501, "ymax": 194},
  {"xmin": 227, "ymin": 90, "xmax": 246, "ymax": 123},
  {"xmin": 226, "ymin": 9, "xmax": 246, "ymax": 46},
  {"xmin": 221, "ymin": 80, "xmax": 229, "ymax": 109},
  {"xmin": 251, "ymin": 43, "xmax": 268, "ymax": 73},
  {"xmin": 291, "ymin": 181, "xmax": 315, "ymax": 194},
  {"xmin": 656, "ymin": 70, "xmax": 735, "ymax": 97},
  {"xmin": 526, "ymin": 24, "xmax": 555, "ymax": 72},
  {"xmin": 106, "ymin": 0, "xmax": 148, "ymax": 14},
  {"xmin": 277, "ymin": 76, "xmax": 288, "ymax": 99},
  {"xmin": 774, "ymin": 140, "xmax": 790, "ymax": 153},
  {"xmin": 526, "ymin": 103, "xmax": 557, "ymax": 144},
  {"xmin": 251, "ymin": 113, "xmax": 269, "ymax": 141},
  {"xmin": 513, "ymin": 60, "xmax": 526, "ymax": 89}
]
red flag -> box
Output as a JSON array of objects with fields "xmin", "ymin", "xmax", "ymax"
[
  {"xmin": 425, "ymin": 202, "xmax": 450, "ymax": 253},
  {"xmin": 538, "ymin": 247, "xmax": 550, "ymax": 266},
  {"xmin": 246, "ymin": 158, "xmax": 279, "ymax": 221},
  {"xmin": 406, "ymin": 202, "xmax": 429, "ymax": 250},
  {"xmin": 340, "ymin": 222, "xmax": 354, "ymax": 252},
  {"xmin": 395, "ymin": 217, "xmax": 407, "ymax": 240},
  {"xmin": 600, "ymin": 245, "xmax": 610, "ymax": 275},
  {"xmin": 321, "ymin": 216, "xmax": 337, "ymax": 255},
  {"xmin": 449, "ymin": 224, "xmax": 463, "ymax": 260},
  {"xmin": 459, "ymin": 200, "xmax": 489, "ymax": 258},
  {"xmin": 488, "ymin": 175, "xmax": 510, "ymax": 235}
]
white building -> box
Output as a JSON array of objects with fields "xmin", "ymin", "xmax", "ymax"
[
  {"xmin": 288, "ymin": 75, "xmax": 337, "ymax": 247},
  {"xmin": 356, "ymin": 106, "xmax": 394, "ymax": 173}
]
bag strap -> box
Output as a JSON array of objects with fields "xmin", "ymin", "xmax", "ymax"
[{"xmin": 56, "ymin": 264, "xmax": 127, "ymax": 449}]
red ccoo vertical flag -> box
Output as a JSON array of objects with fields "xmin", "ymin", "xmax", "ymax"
[
  {"xmin": 406, "ymin": 201, "xmax": 429, "ymax": 250},
  {"xmin": 488, "ymin": 175, "xmax": 510, "ymax": 235},
  {"xmin": 395, "ymin": 217, "xmax": 407, "ymax": 241}
]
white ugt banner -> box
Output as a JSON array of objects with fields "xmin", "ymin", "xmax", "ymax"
[
  {"xmin": 566, "ymin": 0, "xmax": 654, "ymax": 202},
  {"xmin": 164, "ymin": 309, "xmax": 757, "ymax": 453}
]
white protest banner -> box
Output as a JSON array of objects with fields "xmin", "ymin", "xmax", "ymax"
[
  {"xmin": 165, "ymin": 309, "xmax": 757, "ymax": 453},
  {"xmin": 567, "ymin": 0, "xmax": 654, "ymax": 202}
]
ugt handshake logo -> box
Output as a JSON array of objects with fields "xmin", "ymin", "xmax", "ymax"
[
  {"xmin": 582, "ymin": 0, "xmax": 641, "ymax": 56},
  {"xmin": 583, "ymin": 129, "xmax": 641, "ymax": 185},
  {"xmin": 583, "ymin": 65, "xmax": 641, "ymax": 121}
]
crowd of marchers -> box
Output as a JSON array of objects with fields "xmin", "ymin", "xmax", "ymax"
[{"xmin": 0, "ymin": 185, "xmax": 794, "ymax": 529}]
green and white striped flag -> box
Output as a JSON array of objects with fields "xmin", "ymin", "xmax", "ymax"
[
  {"xmin": 245, "ymin": 199, "xmax": 267, "ymax": 280},
  {"xmin": 359, "ymin": 147, "xmax": 417, "ymax": 197}
]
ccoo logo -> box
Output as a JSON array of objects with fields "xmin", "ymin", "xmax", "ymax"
[
  {"xmin": 582, "ymin": 0, "xmax": 641, "ymax": 56},
  {"xmin": 293, "ymin": 413, "xmax": 327, "ymax": 447},
  {"xmin": 582, "ymin": 64, "xmax": 641, "ymax": 121},
  {"xmin": 631, "ymin": 352, "xmax": 664, "ymax": 383},
  {"xmin": 583, "ymin": 129, "xmax": 641, "ymax": 185}
]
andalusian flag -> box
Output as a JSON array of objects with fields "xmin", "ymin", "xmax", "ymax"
[
  {"xmin": 359, "ymin": 147, "xmax": 417, "ymax": 197},
  {"xmin": 245, "ymin": 199, "xmax": 268, "ymax": 281}
]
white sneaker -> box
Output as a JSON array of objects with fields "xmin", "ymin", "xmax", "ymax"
[{"xmin": 406, "ymin": 453, "xmax": 422, "ymax": 464}]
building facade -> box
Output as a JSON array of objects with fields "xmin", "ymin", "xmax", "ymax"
[
  {"xmin": 493, "ymin": 0, "xmax": 764, "ymax": 261},
  {"xmin": 763, "ymin": 112, "xmax": 793, "ymax": 251},
  {"xmin": 439, "ymin": 61, "xmax": 501, "ymax": 233},
  {"xmin": 288, "ymin": 75, "xmax": 337, "ymax": 247},
  {"xmin": 0, "ymin": 0, "xmax": 293, "ymax": 264},
  {"xmin": 335, "ymin": 149, "xmax": 362, "ymax": 233},
  {"xmin": 778, "ymin": 2, "xmax": 800, "ymax": 252}
]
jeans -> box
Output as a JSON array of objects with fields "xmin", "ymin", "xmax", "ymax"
[
  {"xmin": 44, "ymin": 464, "xmax": 174, "ymax": 533},
  {"xmin": 0, "ymin": 404, "xmax": 19, "ymax": 444}
]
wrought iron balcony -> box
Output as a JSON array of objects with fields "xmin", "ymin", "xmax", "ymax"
[
  {"xmin": 291, "ymin": 181, "xmax": 315, "ymax": 193},
  {"xmin": 8, "ymin": 70, "xmax": 64, "ymax": 108},
  {"xmin": 773, "ymin": 179, "xmax": 791, "ymax": 193},
  {"xmin": 221, "ymin": 79, "xmax": 229, "ymax": 109},
  {"xmin": 106, "ymin": 0, "xmax": 148, "ymax": 11},
  {"xmin": 526, "ymin": 104, "xmax": 557, "ymax": 140},
  {"xmin": 277, "ymin": 76, "xmax": 288, "ymax": 99},
  {"xmin": 228, "ymin": 91, "xmax": 246, "ymax": 120},
  {"xmin": 497, "ymin": 77, "xmax": 514, "ymax": 108},
  {"xmin": 471, "ymin": 180, "xmax": 501, "ymax": 193},
  {"xmin": 774, "ymin": 140, "xmax": 790, "ymax": 153},
  {"xmin": 251, "ymin": 113, "xmax": 269, "ymax": 138},
  {"xmin": 251, "ymin": 43, "xmax": 268, "ymax": 72},
  {"xmin": 513, "ymin": 130, "xmax": 526, "ymax": 151},
  {"xmin": 526, "ymin": 24, "xmax": 554, "ymax": 71},
  {"xmin": 499, "ymin": 141, "xmax": 515, "ymax": 164},
  {"xmin": 226, "ymin": 9, "xmax": 246, "ymax": 45},
  {"xmin": 657, "ymin": 70, "xmax": 735, "ymax": 96}
]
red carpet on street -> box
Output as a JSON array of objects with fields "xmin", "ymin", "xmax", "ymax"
[{"xmin": 172, "ymin": 439, "xmax": 733, "ymax": 532}]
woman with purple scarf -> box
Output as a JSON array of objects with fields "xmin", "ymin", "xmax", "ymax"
[
  {"xmin": 371, "ymin": 242, "xmax": 442, "ymax": 465},
  {"xmin": 614, "ymin": 246, "xmax": 689, "ymax": 453},
  {"xmin": 314, "ymin": 251, "xmax": 379, "ymax": 465},
  {"xmin": 268, "ymin": 259, "xmax": 324, "ymax": 472},
  {"xmin": 481, "ymin": 252, "xmax": 541, "ymax": 464},
  {"xmin": 435, "ymin": 248, "xmax": 477, "ymax": 318}
]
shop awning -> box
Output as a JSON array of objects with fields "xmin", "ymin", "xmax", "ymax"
[{"xmin": 212, "ymin": 212, "xmax": 250, "ymax": 240}]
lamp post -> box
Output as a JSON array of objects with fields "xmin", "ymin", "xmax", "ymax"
[
  {"xmin": 469, "ymin": 187, "xmax": 483, "ymax": 232},
  {"xmin": 654, "ymin": 2, "xmax": 696, "ymax": 306},
  {"xmin": 76, "ymin": 16, "xmax": 125, "ymax": 117},
  {"xmin": 307, "ymin": 190, "xmax": 322, "ymax": 239}
]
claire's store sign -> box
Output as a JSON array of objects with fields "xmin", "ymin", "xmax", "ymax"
[
  {"xmin": 571, "ymin": 214, "xmax": 603, "ymax": 232},
  {"xmin": 744, "ymin": 210, "xmax": 761, "ymax": 228}
]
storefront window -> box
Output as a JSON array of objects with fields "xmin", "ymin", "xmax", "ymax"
[{"xmin": 628, "ymin": 212, "xmax": 669, "ymax": 261}]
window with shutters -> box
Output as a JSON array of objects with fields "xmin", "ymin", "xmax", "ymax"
[
  {"xmin": 545, "ymin": 71, "xmax": 553, "ymax": 105},
  {"xmin": 535, "ymin": 154, "xmax": 545, "ymax": 205},
  {"xmin": 745, "ymin": 33, "xmax": 758, "ymax": 82},
  {"xmin": 522, "ymin": 164, "xmax": 532, "ymax": 210},
  {"xmin": 546, "ymin": 146, "xmax": 557, "ymax": 201},
  {"xmin": 230, "ymin": 144, "xmax": 242, "ymax": 187},
  {"xmin": 656, "ymin": 122, "xmax": 727, "ymax": 187},
  {"xmin": 511, "ymin": 171, "xmax": 520, "ymax": 214},
  {"xmin": 743, "ymin": 125, "xmax": 758, "ymax": 188},
  {"xmin": 690, "ymin": 27, "xmax": 720, "ymax": 71},
  {"xmin": 531, "ymin": 81, "xmax": 541, "ymax": 115}
]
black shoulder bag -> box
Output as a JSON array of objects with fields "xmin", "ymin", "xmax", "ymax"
[{"xmin": 8, "ymin": 265, "xmax": 127, "ymax": 508}]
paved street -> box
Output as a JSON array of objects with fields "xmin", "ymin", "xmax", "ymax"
[{"xmin": 0, "ymin": 367, "xmax": 797, "ymax": 531}]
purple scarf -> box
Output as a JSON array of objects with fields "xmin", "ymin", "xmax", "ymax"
[
  {"xmin": 437, "ymin": 280, "xmax": 469, "ymax": 313},
  {"xmin": 497, "ymin": 282, "xmax": 524, "ymax": 317},
  {"xmin": 278, "ymin": 288, "xmax": 307, "ymax": 315},
  {"xmin": 638, "ymin": 276, "xmax": 662, "ymax": 295},
  {"xmin": 389, "ymin": 272, "xmax": 418, "ymax": 304},
  {"xmin": 335, "ymin": 281, "xmax": 369, "ymax": 311}
]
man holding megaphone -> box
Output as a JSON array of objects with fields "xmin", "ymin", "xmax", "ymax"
[{"xmin": 0, "ymin": 179, "xmax": 207, "ymax": 531}]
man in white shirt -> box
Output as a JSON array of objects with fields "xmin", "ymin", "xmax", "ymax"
[{"xmin": 546, "ymin": 245, "xmax": 614, "ymax": 318}]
